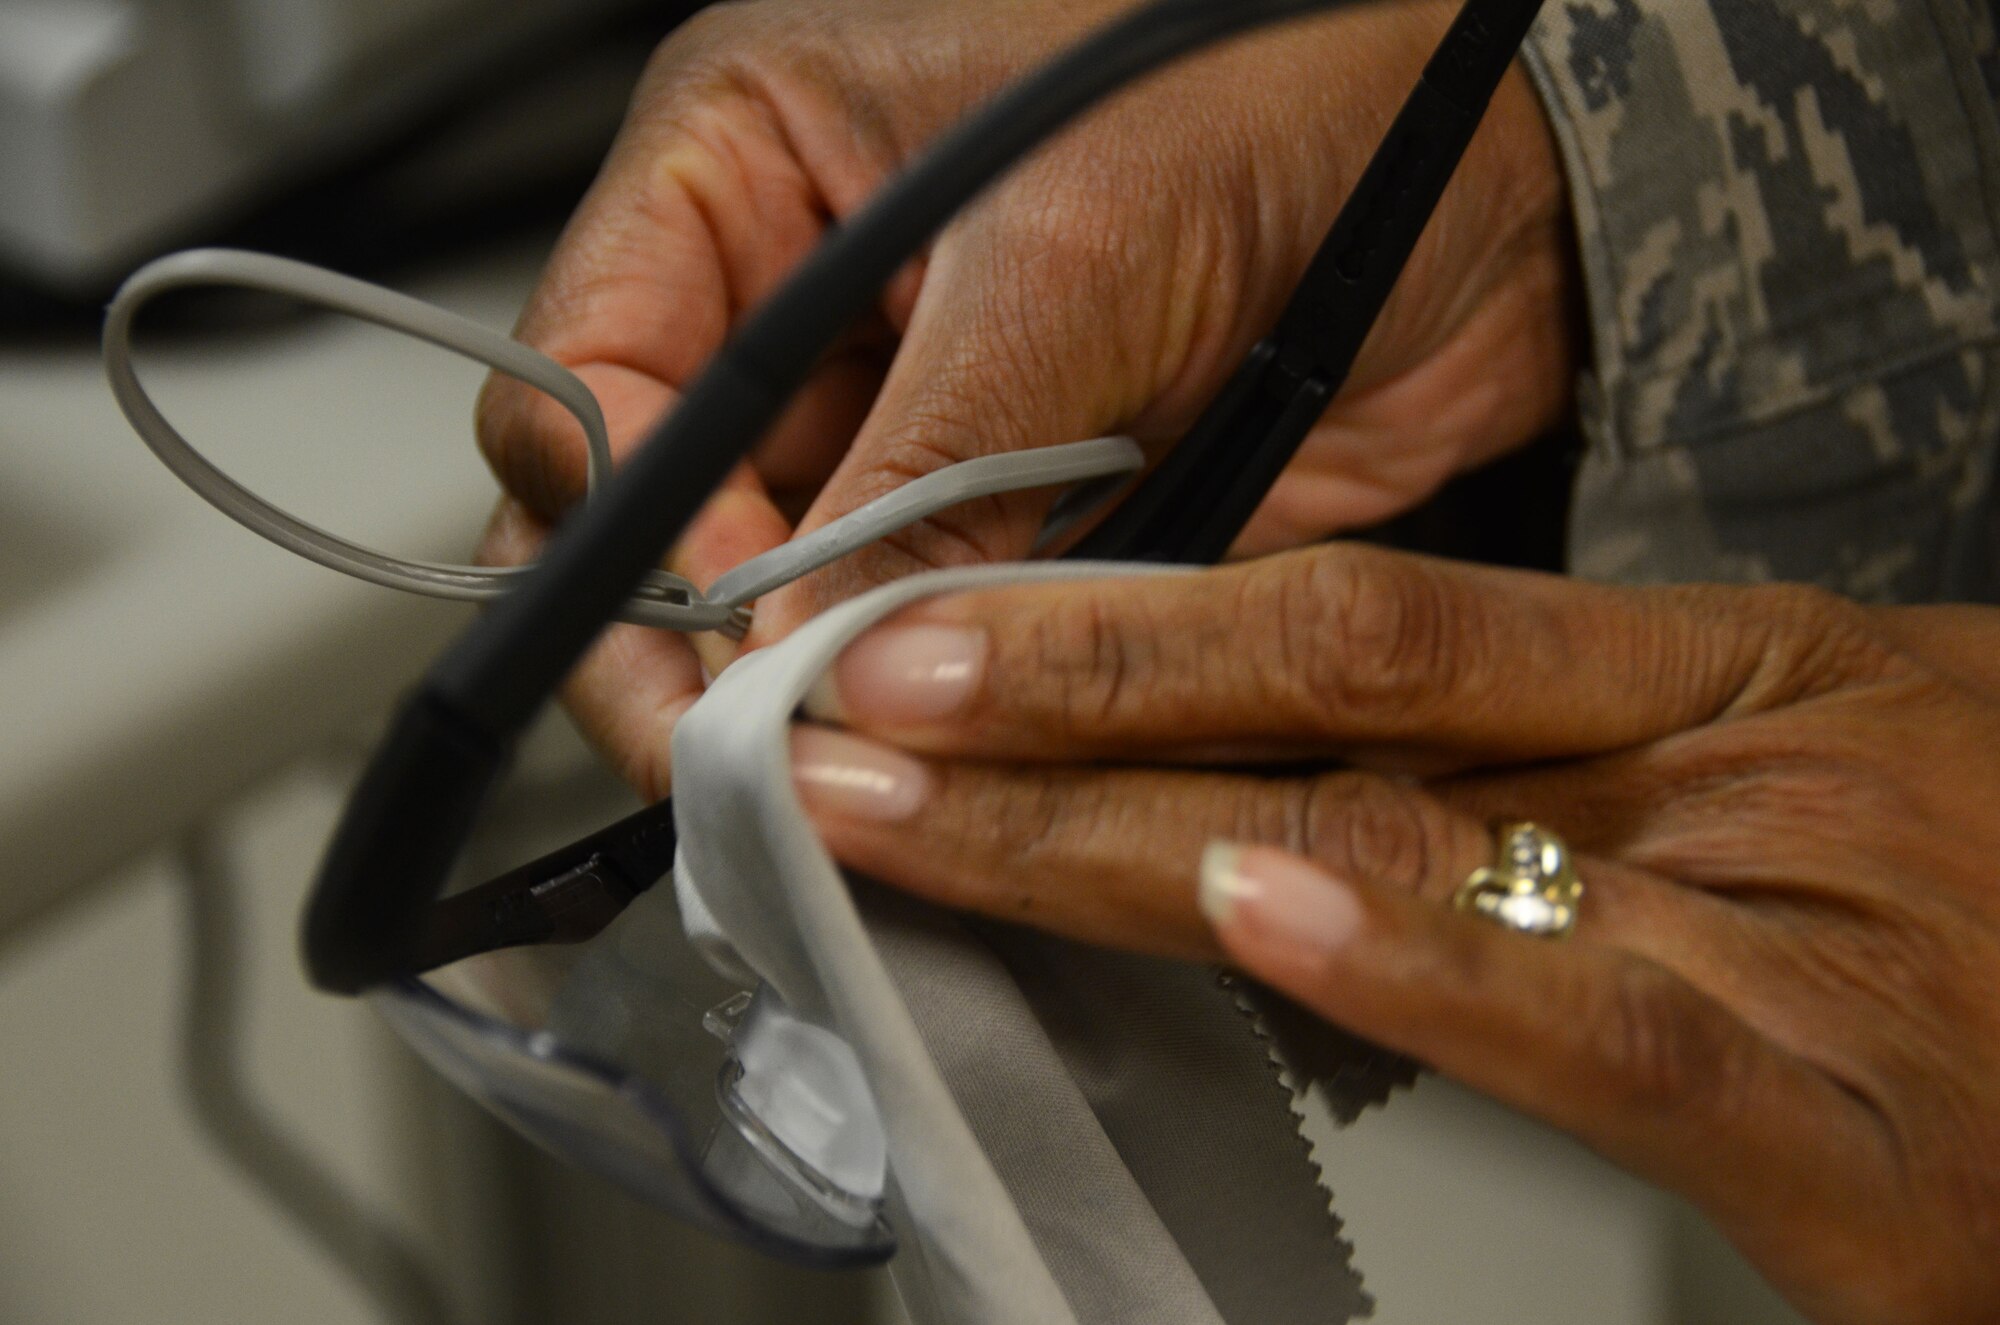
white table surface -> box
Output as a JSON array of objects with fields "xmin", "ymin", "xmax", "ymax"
[{"xmin": 0, "ymin": 238, "xmax": 555, "ymax": 940}]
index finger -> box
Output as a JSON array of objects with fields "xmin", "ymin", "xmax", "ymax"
[
  {"xmin": 475, "ymin": 25, "xmax": 893, "ymax": 521},
  {"xmin": 809, "ymin": 545, "xmax": 1871, "ymax": 767}
]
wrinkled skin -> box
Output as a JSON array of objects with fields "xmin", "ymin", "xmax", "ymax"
[
  {"xmin": 787, "ymin": 547, "xmax": 2000, "ymax": 1325},
  {"xmin": 471, "ymin": 5, "xmax": 2000, "ymax": 1319},
  {"xmin": 475, "ymin": 0, "xmax": 1575, "ymax": 788}
]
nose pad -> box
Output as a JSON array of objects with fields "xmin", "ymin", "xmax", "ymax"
[{"xmin": 707, "ymin": 984, "xmax": 889, "ymax": 1228}]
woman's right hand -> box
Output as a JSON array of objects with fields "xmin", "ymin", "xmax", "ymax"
[{"xmin": 475, "ymin": 0, "xmax": 1578, "ymax": 797}]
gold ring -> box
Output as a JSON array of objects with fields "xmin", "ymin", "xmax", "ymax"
[{"xmin": 1452, "ymin": 823, "xmax": 1583, "ymax": 940}]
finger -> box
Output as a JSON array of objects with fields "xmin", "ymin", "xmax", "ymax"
[
  {"xmin": 481, "ymin": 501, "xmax": 705, "ymax": 798},
  {"xmin": 1198, "ymin": 843, "xmax": 1895, "ymax": 1246},
  {"xmin": 671, "ymin": 463, "xmax": 794, "ymax": 680},
  {"xmin": 1431, "ymin": 711, "xmax": 1938, "ymax": 912},
  {"xmin": 788, "ymin": 726, "xmax": 1712, "ymax": 974},
  {"xmin": 673, "ymin": 464, "xmax": 795, "ymax": 590},
  {"xmin": 744, "ymin": 175, "xmax": 1187, "ymax": 644},
  {"xmin": 479, "ymin": 351, "xmax": 887, "ymax": 523},
  {"xmin": 808, "ymin": 545, "xmax": 1856, "ymax": 769},
  {"xmin": 747, "ymin": 340, "xmax": 896, "ymax": 506},
  {"xmin": 475, "ymin": 34, "xmax": 893, "ymax": 520},
  {"xmin": 558, "ymin": 621, "xmax": 708, "ymax": 801},
  {"xmin": 742, "ymin": 4, "xmax": 1573, "ymax": 640},
  {"xmin": 1865, "ymin": 603, "xmax": 2000, "ymax": 703}
]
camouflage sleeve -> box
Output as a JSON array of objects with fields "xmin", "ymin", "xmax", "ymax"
[{"xmin": 1519, "ymin": 1, "xmax": 2000, "ymax": 602}]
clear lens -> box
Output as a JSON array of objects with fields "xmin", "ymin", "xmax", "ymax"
[{"xmin": 369, "ymin": 883, "xmax": 895, "ymax": 1267}]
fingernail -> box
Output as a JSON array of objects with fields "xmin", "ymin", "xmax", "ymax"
[
  {"xmin": 1200, "ymin": 842, "xmax": 1362, "ymax": 957},
  {"xmin": 791, "ymin": 727, "xmax": 931, "ymax": 822},
  {"xmin": 807, "ymin": 624, "xmax": 988, "ymax": 725}
]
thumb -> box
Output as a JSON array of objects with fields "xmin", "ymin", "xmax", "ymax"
[{"xmin": 748, "ymin": 192, "xmax": 1175, "ymax": 643}]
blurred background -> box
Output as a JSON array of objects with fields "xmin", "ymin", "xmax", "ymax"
[{"xmin": 0, "ymin": 2, "xmax": 1811, "ymax": 1322}]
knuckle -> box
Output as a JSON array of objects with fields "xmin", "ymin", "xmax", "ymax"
[
  {"xmin": 1022, "ymin": 590, "xmax": 1151, "ymax": 740},
  {"xmin": 634, "ymin": 4, "xmax": 837, "ymax": 146},
  {"xmin": 643, "ymin": 0, "xmax": 942, "ymax": 176},
  {"xmin": 979, "ymin": 776, "xmax": 1081, "ymax": 912},
  {"xmin": 1737, "ymin": 755, "xmax": 1903, "ymax": 833},
  {"xmin": 1637, "ymin": 724, "xmax": 1917, "ymax": 875},
  {"xmin": 1588, "ymin": 963, "xmax": 1732, "ymax": 1118},
  {"xmin": 630, "ymin": 16, "xmax": 740, "ymax": 117},
  {"xmin": 654, "ymin": 1, "xmax": 767, "ymax": 66},
  {"xmin": 1732, "ymin": 583, "xmax": 1910, "ymax": 703},
  {"xmin": 1252, "ymin": 550, "xmax": 1456, "ymax": 733},
  {"xmin": 1293, "ymin": 775, "xmax": 1454, "ymax": 897}
]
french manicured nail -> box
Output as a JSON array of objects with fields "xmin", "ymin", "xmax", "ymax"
[
  {"xmin": 791, "ymin": 726, "xmax": 931, "ymax": 822},
  {"xmin": 807, "ymin": 624, "xmax": 987, "ymax": 724},
  {"xmin": 1200, "ymin": 842, "xmax": 1362, "ymax": 957}
]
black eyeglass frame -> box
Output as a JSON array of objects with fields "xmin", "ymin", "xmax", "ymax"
[{"xmin": 303, "ymin": 0, "xmax": 1548, "ymax": 991}]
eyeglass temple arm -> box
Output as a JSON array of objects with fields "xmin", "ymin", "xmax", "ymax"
[
  {"xmin": 406, "ymin": 796, "xmax": 679, "ymax": 976},
  {"xmin": 1072, "ymin": 0, "xmax": 1546, "ymax": 565}
]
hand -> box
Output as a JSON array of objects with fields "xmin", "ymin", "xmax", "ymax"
[
  {"xmin": 474, "ymin": 0, "xmax": 1576, "ymax": 791},
  {"xmin": 785, "ymin": 545, "xmax": 2000, "ymax": 1324}
]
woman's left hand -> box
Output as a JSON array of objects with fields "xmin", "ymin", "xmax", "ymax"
[{"xmin": 775, "ymin": 544, "xmax": 2000, "ymax": 1325}]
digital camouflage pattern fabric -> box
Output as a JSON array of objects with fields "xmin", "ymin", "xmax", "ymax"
[{"xmin": 1521, "ymin": 0, "xmax": 2000, "ymax": 602}]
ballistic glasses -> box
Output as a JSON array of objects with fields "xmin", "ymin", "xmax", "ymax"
[{"xmin": 109, "ymin": 0, "xmax": 1547, "ymax": 1267}]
